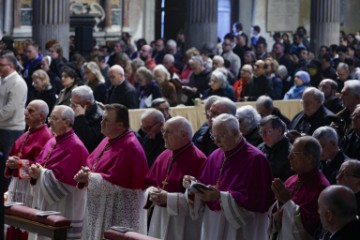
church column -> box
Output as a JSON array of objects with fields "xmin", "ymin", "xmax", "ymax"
[
  {"xmin": 3, "ymin": 0, "xmax": 13, "ymax": 34},
  {"xmin": 310, "ymin": 0, "xmax": 340, "ymax": 55},
  {"xmin": 32, "ymin": 0, "xmax": 70, "ymax": 58},
  {"xmin": 102, "ymin": 0, "xmax": 112, "ymax": 31},
  {"xmin": 185, "ymin": 0, "xmax": 218, "ymax": 51}
]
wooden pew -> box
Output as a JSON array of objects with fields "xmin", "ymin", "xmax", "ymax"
[
  {"xmin": 4, "ymin": 205, "xmax": 71, "ymax": 240},
  {"xmin": 103, "ymin": 227, "xmax": 160, "ymax": 240}
]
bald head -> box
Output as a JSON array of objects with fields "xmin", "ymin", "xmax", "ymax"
[{"xmin": 108, "ymin": 65, "xmax": 125, "ymax": 86}]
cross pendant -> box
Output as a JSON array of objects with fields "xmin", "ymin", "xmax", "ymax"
[{"xmin": 162, "ymin": 178, "xmax": 168, "ymax": 189}]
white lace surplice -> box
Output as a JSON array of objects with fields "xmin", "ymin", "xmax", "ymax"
[{"xmin": 85, "ymin": 173, "xmax": 147, "ymax": 240}]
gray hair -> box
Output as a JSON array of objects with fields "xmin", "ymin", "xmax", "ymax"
[
  {"xmin": 256, "ymin": 95, "xmax": 274, "ymax": 111},
  {"xmin": 312, "ymin": 126, "xmax": 338, "ymax": 145},
  {"xmin": 211, "ymin": 69, "xmax": 227, "ymax": 89},
  {"xmin": 213, "ymin": 97, "xmax": 237, "ymax": 116},
  {"xmin": 303, "ymin": 87, "xmax": 325, "ymax": 104},
  {"xmin": 30, "ymin": 99, "xmax": 49, "ymax": 120},
  {"xmin": 163, "ymin": 54, "xmax": 175, "ymax": 63},
  {"xmin": 140, "ymin": 108, "xmax": 165, "ymax": 125},
  {"xmin": 212, "ymin": 113, "xmax": 240, "ymax": 134},
  {"xmin": 55, "ymin": 105, "xmax": 75, "ymax": 126},
  {"xmin": 166, "ymin": 39, "xmax": 177, "ymax": 48},
  {"xmin": 344, "ymin": 80, "xmax": 360, "ymax": 98},
  {"xmin": 204, "ymin": 95, "xmax": 221, "ymax": 112},
  {"xmin": 213, "ymin": 55, "xmax": 224, "ymax": 65},
  {"xmin": 168, "ymin": 116, "xmax": 193, "ymax": 140},
  {"xmin": 0, "ymin": 53, "xmax": 17, "ymax": 68},
  {"xmin": 337, "ymin": 62, "xmax": 349, "ymax": 71},
  {"xmin": 343, "ymin": 159, "xmax": 360, "ymax": 178},
  {"xmin": 236, "ymin": 105, "xmax": 261, "ymax": 132},
  {"xmin": 71, "ymin": 85, "xmax": 95, "ymax": 103},
  {"xmin": 189, "ymin": 55, "xmax": 205, "ymax": 68},
  {"xmin": 109, "ymin": 64, "xmax": 125, "ymax": 75},
  {"xmin": 295, "ymin": 136, "xmax": 322, "ymax": 166}
]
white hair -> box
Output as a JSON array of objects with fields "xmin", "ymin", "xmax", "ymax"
[
  {"xmin": 236, "ymin": 105, "xmax": 261, "ymax": 132},
  {"xmin": 212, "ymin": 113, "xmax": 240, "ymax": 134},
  {"xmin": 167, "ymin": 116, "xmax": 193, "ymax": 140},
  {"xmin": 163, "ymin": 54, "xmax": 175, "ymax": 63},
  {"xmin": 71, "ymin": 85, "xmax": 95, "ymax": 103},
  {"xmin": 30, "ymin": 99, "xmax": 49, "ymax": 120},
  {"xmin": 55, "ymin": 105, "xmax": 75, "ymax": 126},
  {"xmin": 140, "ymin": 108, "xmax": 165, "ymax": 125},
  {"xmin": 312, "ymin": 126, "xmax": 338, "ymax": 145}
]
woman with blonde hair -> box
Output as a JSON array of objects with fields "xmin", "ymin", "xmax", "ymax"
[
  {"xmin": 153, "ymin": 64, "xmax": 181, "ymax": 106},
  {"xmin": 136, "ymin": 66, "xmax": 162, "ymax": 108},
  {"xmin": 32, "ymin": 69, "xmax": 57, "ymax": 114},
  {"xmin": 83, "ymin": 61, "xmax": 107, "ymax": 103}
]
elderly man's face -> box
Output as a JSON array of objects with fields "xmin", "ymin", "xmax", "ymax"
[
  {"xmin": 162, "ymin": 120, "xmax": 184, "ymax": 150},
  {"xmin": 259, "ymin": 122, "xmax": 283, "ymax": 147},
  {"xmin": 318, "ymin": 81, "xmax": 333, "ymax": 99},
  {"xmin": 211, "ymin": 122, "xmax": 238, "ymax": 152},
  {"xmin": 208, "ymin": 102, "xmax": 227, "ymax": 127},
  {"xmin": 317, "ymin": 138, "xmax": 336, "ymax": 161},
  {"xmin": 48, "ymin": 108, "xmax": 69, "ymax": 136},
  {"xmin": 336, "ymin": 162, "xmax": 360, "ymax": 192},
  {"xmin": 288, "ymin": 140, "xmax": 313, "ymax": 174},
  {"xmin": 351, "ymin": 108, "xmax": 360, "ymax": 133},
  {"xmin": 141, "ymin": 116, "xmax": 162, "ymax": 140},
  {"xmin": 341, "ymin": 86, "xmax": 357, "ymax": 110},
  {"xmin": 337, "ymin": 68, "xmax": 349, "ymax": 81},
  {"xmin": 189, "ymin": 62, "xmax": 203, "ymax": 75},
  {"xmin": 254, "ymin": 61, "xmax": 265, "ymax": 76},
  {"xmin": 108, "ymin": 69, "xmax": 123, "ymax": 86},
  {"xmin": 163, "ymin": 57, "xmax": 173, "ymax": 70},
  {"xmin": 317, "ymin": 194, "xmax": 331, "ymax": 232},
  {"xmin": 302, "ymin": 92, "xmax": 322, "ymax": 117},
  {"xmin": 24, "ymin": 102, "xmax": 44, "ymax": 129},
  {"xmin": 155, "ymin": 102, "xmax": 171, "ymax": 120}
]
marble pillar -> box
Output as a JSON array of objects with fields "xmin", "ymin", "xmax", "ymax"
[
  {"xmin": 310, "ymin": 0, "xmax": 340, "ymax": 55},
  {"xmin": 3, "ymin": 0, "xmax": 13, "ymax": 35},
  {"xmin": 102, "ymin": 0, "xmax": 112, "ymax": 30},
  {"xmin": 185, "ymin": 0, "xmax": 218, "ymax": 51},
  {"xmin": 32, "ymin": 0, "xmax": 70, "ymax": 58}
]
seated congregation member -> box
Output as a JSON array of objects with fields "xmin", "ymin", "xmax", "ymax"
[
  {"xmin": 5, "ymin": 100, "xmax": 52, "ymax": 239},
  {"xmin": 144, "ymin": 117, "xmax": 206, "ymax": 240},
  {"xmin": 318, "ymin": 79, "xmax": 343, "ymax": 114},
  {"xmin": 235, "ymin": 105, "xmax": 262, "ymax": 146},
  {"xmin": 318, "ymin": 185, "xmax": 360, "ymax": 240},
  {"xmin": 233, "ymin": 64, "xmax": 253, "ymax": 101},
  {"xmin": 245, "ymin": 60, "xmax": 272, "ymax": 101},
  {"xmin": 202, "ymin": 69, "xmax": 235, "ymax": 101},
  {"xmin": 105, "ymin": 65, "xmax": 138, "ymax": 109},
  {"xmin": 151, "ymin": 98, "xmax": 171, "ymax": 120},
  {"xmin": 187, "ymin": 55, "xmax": 212, "ymax": 102},
  {"xmin": 153, "ymin": 64, "xmax": 180, "ymax": 107},
  {"xmin": 31, "ymin": 69, "xmax": 57, "ymax": 115},
  {"xmin": 55, "ymin": 66, "xmax": 79, "ymax": 106},
  {"xmin": 139, "ymin": 109, "xmax": 166, "ymax": 167},
  {"xmin": 332, "ymin": 80, "xmax": 360, "ymax": 141},
  {"xmin": 184, "ymin": 114, "xmax": 273, "ymax": 240},
  {"xmin": 74, "ymin": 104, "xmax": 148, "ymax": 240},
  {"xmin": 83, "ymin": 61, "xmax": 107, "ymax": 104},
  {"xmin": 71, "ymin": 85, "xmax": 104, "ymax": 152},
  {"xmin": 288, "ymin": 87, "xmax": 337, "ymax": 135},
  {"xmin": 258, "ymin": 115, "xmax": 293, "ymax": 181},
  {"xmin": 336, "ymin": 160, "xmax": 360, "ymax": 216},
  {"xmin": 256, "ymin": 95, "xmax": 290, "ymax": 125},
  {"xmin": 269, "ymin": 136, "xmax": 330, "ymax": 240},
  {"xmin": 29, "ymin": 105, "xmax": 89, "ymax": 239},
  {"xmin": 341, "ymin": 104, "xmax": 360, "ymax": 160},
  {"xmin": 193, "ymin": 97, "xmax": 236, "ymax": 156},
  {"xmin": 312, "ymin": 126, "xmax": 348, "ymax": 184},
  {"xmin": 136, "ymin": 66, "xmax": 162, "ymax": 108},
  {"xmin": 283, "ymin": 70, "xmax": 310, "ymax": 100}
]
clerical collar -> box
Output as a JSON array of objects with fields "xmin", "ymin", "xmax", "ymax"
[
  {"xmin": 108, "ymin": 130, "xmax": 131, "ymax": 144},
  {"xmin": 172, "ymin": 141, "xmax": 192, "ymax": 156},
  {"xmin": 223, "ymin": 138, "xmax": 245, "ymax": 157},
  {"xmin": 55, "ymin": 129, "xmax": 75, "ymax": 142}
]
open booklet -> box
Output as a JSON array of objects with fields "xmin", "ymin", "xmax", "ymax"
[
  {"xmin": 36, "ymin": 211, "xmax": 62, "ymax": 216},
  {"xmin": 4, "ymin": 202, "xmax": 23, "ymax": 207},
  {"xmin": 188, "ymin": 180, "xmax": 210, "ymax": 194}
]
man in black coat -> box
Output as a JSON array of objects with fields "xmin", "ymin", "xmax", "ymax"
[
  {"xmin": 71, "ymin": 85, "xmax": 104, "ymax": 152},
  {"xmin": 318, "ymin": 185, "xmax": 360, "ymax": 240},
  {"xmin": 105, "ymin": 65, "xmax": 138, "ymax": 109},
  {"xmin": 288, "ymin": 87, "xmax": 338, "ymax": 135},
  {"xmin": 312, "ymin": 126, "xmax": 348, "ymax": 184},
  {"xmin": 258, "ymin": 115, "xmax": 293, "ymax": 181}
]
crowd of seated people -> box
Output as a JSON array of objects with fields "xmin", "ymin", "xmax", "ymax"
[{"xmin": 2, "ymin": 25, "xmax": 360, "ymax": 239}]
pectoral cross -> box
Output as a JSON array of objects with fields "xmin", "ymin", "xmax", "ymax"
[{"xmin": 162, "ymin": 177, "xmax": 168, "ymax": 189}]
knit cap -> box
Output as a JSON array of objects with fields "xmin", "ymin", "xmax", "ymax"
[{"xmin": 295, "ymin": 70, "xmax": 310, "ymax": 84}]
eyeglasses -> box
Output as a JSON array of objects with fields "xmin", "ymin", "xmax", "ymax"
[
  {"xmin": 209, "ymin": 130, "xmax": 228, "ymax": 141},
  {"xmin": 142, "ymin": 122, "xmax": 158, "ymax": 132},
  {"xmin": 336, "ymin": 170, "xmax": 360, "ymax": 178},
  {"xmin": 259, "ymin": 128, "xmax": 274, "ymax": 137},
  {"xmin": 48, "ymin": 116, "xmax": 63, "ymax": 122}
]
